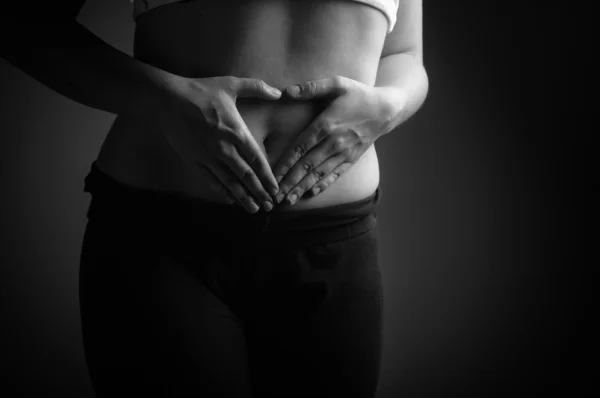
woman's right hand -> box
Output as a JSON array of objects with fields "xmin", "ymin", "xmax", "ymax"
[{"xmin": 155, "ymin": 75, "xmax": 282, "ymax": 213}]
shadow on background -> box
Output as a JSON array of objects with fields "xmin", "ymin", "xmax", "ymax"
[{"xmin": 0, "ymin": 1, "xmax": 578, "ymax": 397}]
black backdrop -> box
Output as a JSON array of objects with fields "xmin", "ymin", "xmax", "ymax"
[{"xmin": 0, "ymin": 1, "xmax": 581, "ymax": 397}]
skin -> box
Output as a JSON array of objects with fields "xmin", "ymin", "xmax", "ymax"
[
  {"xmin": 273, "ymin": 0, "xmax": 429, "ymax": 206},
  {"xmin": 272, "ymin": 76, "xmax": 398, "ymax": 205},
  {"xmin": 3, "ymin": 0, "xmax": 427, "ymax": 213},
  {"xmin": 96, "ymin": 0, "xmax": 426, "ymax": 213}
]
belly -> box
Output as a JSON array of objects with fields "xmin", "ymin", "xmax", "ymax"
[{"xmin": 96, "ymin": 0, "xmax": 387, "ymax": 210}]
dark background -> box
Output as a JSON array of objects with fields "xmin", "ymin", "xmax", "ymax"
[{"xmin": 0, "ymin": 1, "xmax": 580, "ymax": 397}]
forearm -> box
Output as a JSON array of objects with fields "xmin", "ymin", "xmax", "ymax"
[
  {"xmin": 374, "ymin": 52, "xmax": 429, "ymax": 135},
  {"xmin": 0, "ymin": 22, "xmax": 182, "ymax": 123}
]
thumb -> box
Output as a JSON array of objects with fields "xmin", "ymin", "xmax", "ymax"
[
  {"xmin": 285, "ymin": 76, "xmax": 348, "ymax": 99},
  {"xmin": 234, "ymin": 77, "xmax": 282, "ymax": 100}
]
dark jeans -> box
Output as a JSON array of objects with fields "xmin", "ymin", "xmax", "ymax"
[{"xmin": 79, "ymin": 161, "xmax": 383, "ymax": 398}]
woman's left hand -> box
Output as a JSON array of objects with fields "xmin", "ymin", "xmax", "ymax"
[{"xmin": 273, "ymin": 75, "xmax": 399, "ymax": 205}]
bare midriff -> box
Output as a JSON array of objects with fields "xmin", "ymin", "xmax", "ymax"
[{"xmin": 96, "ymin": 0, "xmax": 388, "ymax": 211}]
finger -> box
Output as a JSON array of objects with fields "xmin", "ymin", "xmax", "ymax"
[
  {"xmin": 274, "ymin": 138, "xmax": 337, "ymax": 204},
  {"xmin": 285, "ymin": 76, "xmax": 348, "ymax": 99},
  {"xmin": 209, "ymin": 162, "xmax": 261, "ymax": 213},
  {"xmin": 219, "ymin": 98, "xmax": 280, "ymax": 197},
  {"xmin": 219, "ymin": 142, "xmax": 275, "ymax": 210},
  {"xmin": 234, "ymin": 127, "xmax": 280, "ymax": 197},
  {"xmin": 221, "ymin": 188, "xmax": 237, "ymax": 204},
  {"xmin": 200, "ymin": 164, "xmax": 236, "ymax": 204},
  {"xmin": 272, "ymin": 117, "xmax": 334, "ymax": 186},
  {"xmin": 233, "ymin": 77, "xmax": 282, "ymax": 100},
  {"xmin": 193, "ymin": 162, "xmax": 235, "ymax": 204},
  {"xmin": 307, "ymin": 161, "xmax": 354, "ymax": 199},
  {"xmin": 178, "ymin": 154, "xmax": 236, "ymax": 205},
  {"xmin": 284, "ymin": 154, "xmax": 345, "ymax": 204}
]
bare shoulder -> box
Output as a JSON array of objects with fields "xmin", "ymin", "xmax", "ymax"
[{"xmin": 380, "ymin": 0, "xmax": 423, "ymax": 59}]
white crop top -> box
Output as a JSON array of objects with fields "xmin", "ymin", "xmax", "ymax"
[{"xmin": 129, "ymin": 0, "xmax": 399, "ymax": 34}]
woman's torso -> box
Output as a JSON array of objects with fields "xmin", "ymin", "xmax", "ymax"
[{"xmin": 96, "ymin": 0, "xmax": 388, "ymax": 210}]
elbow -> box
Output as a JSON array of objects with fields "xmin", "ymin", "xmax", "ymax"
[
  {"xmin": 404, "ymin": 62, "xmax": 429, "ymax": 123},
  {"xmin": 405, "ymin": 59, "xmax": 429, "ymax": 116}
]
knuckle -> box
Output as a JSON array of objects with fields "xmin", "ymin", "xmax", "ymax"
[
  {"xmin": 294, "ymin": 145, "xmax": 305, "ymax": 158},
  {"xmin": 224, "ymin": 125, "xmax": 244, "ymax": 141},
  {"xmin": 347, "ymin": 127, "xmax": 361, "ymax": 140},
  {"xmin": 313, "ymin": 169, "xmax": 325, "ymax": 181},
  {"xmin": 332, "ymin": 135, "xmax": 346, "ymax": 152},
  {"xmin": 240, "ymin": 167, "xmax": 255, "ymax": 182},
  {"xmin": 329, "ymin": 171, "xmax": 339, "ymax": 181},
  {"xmin": 215, "ymin": 119, "xmax": 236, "ymax": 137},
  {"xmin": 277, "ymin": 166, "xmax": 289, "ymax": 177},
  {"xmin": 222, "ymin": 76, "xmax": 238, "ymax": 92},
  {"xmin": 252, "ymin": 78, "xmax": 266, "ymax": 92},
  {"xmin": 319, "ymin": 121, "xmax": 335, "ymax": 134},
  {"xmin": 223, "ymin": 76, "xmax": 236, "ymax": 91},
  {"xmin": 334, "ymin": 134, "xmax": 346, "ymax": 145},
  {"xmin": 247, "ymin": 148, "xmax": 263, "ymax": 166},
  {"xmin": 215, "ymin": 118, "xmax": 227, "ymax": 131},
  {"xmin": 316, "ymin": 125, "xmax": 331, "ymax": 141},
  {"xmin": 223, "ymin": 131, "xmax": 245, "ymax": 148},
  {"xmin": 245, "ymin": 154, "xmax": 258, "ymax": 167},
  {"xmin": 278, "ymin": 183, "xmax": 289, "ymax": 194},
  {"xmin": 340, "ymin": 147, "xmax": 352, "ymax": 158},
  {"xmin": 301, "ymin": 162, "xmax": 312, "ymax": 172},
  {"xmin": 202, "ymin": 105, "xmax": 221, "ymax": 128},
  {"xmin": 216, "ymin": 141, "xmax": 233, "ymax": 157}
]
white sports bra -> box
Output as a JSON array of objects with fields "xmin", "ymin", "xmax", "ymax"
[{"xmin": 129, "ymin": 0, "xmax": 399, "ymax": 33}]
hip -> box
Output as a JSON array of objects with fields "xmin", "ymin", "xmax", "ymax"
[
  {"xmin": 95, "ymin": 114, "xmax": 380, "ymax": 211},
  {"xmin": 82, "ymin": 159, "xmax": 382, "ymax": 252}
]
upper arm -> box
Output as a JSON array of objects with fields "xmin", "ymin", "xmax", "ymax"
[{"xmin": 379, "ymin": 0, "xmax": 423, "ymax": 60}]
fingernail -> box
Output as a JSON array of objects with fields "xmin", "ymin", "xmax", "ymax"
[
  {"xmin": 287, "ymin": 85, "xmax": 301, "ymax": 96},
  {"xmin": 249, "ymin": 201, "xmax": 260, "ymax": 213},
  {"xmin": 263, "ymin": 201, "xmax": 273, "ymax": 212},
  {"xmin": 276, "ymin": 175, "xmax": 283, "ymax": 183},
  {"xmin": 313, "ymin": 187, "xmax": 321, "ymax": 196},
  {"xmin": 276, "ymin": 193, "xmax": 285, "ymax": 204},
  {"xmin": 270, "ymin": 187, "xmax": 279, "ymax": 197},
  {"xmin": 271, "ymin": 88, "xmax": 282, "ymax": 96},
  {"xmin": 288, "ymin": 193, "xmax": 298, "ymax": 205}
]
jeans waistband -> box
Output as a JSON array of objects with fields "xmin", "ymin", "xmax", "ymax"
[{"xmin": 83, "ymin": 161, "xmax": 381, "ymax": 246}]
